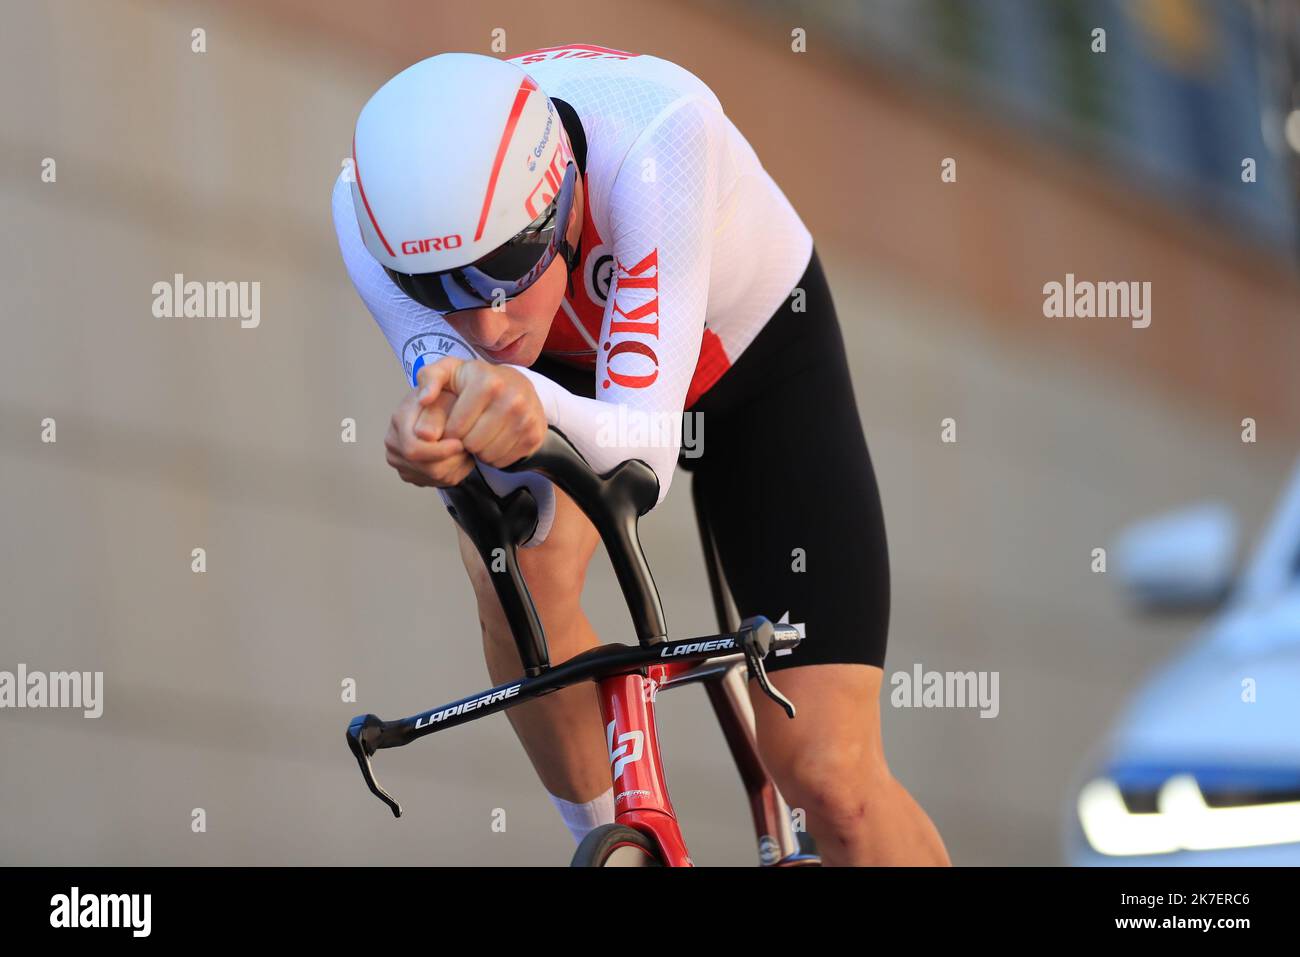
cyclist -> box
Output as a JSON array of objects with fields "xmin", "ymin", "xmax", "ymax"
[{"xmin": 333, "ymin": 46, "xmax": 949, "ymax": 865}]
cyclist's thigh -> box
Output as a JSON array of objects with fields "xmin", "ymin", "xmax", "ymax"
[
  {"xmin": 750, "ymin": 662, "xmax": 887, "ymax": 771},
  {"xmin": 456, "ymin": 485, "xmax": 600, "ymax": 614},
  {"xmin": 689, "ymin": 296, "xmax": 889, "ymax": 670}
]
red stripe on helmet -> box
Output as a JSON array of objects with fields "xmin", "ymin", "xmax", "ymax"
[
  {"xmin": 474, "ymin": 77, "xmax": 538, "ymax": 243},
  {"xmin": 352, "ymin": 135, "xmax": 397, "ymax": 258},
  {"xmin": 518, "ymin": 44, "xmax": 638, "ymax": 58}
]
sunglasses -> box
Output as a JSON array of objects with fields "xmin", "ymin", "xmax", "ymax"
[{"xmin": 385, "ymin": 162, "xmax": 578, "ymax": 314}]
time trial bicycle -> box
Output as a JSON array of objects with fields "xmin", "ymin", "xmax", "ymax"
[{"xmin": 346, "ymin": 426, "xmax": 819, "ymax": 866}]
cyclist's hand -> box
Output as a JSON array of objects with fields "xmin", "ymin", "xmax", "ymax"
[
  {"xmin": 384, "ymin": 375, "xmax": 472, "ymax": 488},
  {"xmin": 418, "ymin": 356, "xmax": 546, "ymax": 468}
]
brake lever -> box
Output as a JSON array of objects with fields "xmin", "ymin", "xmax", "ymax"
[
  {"xmin": 738, "ymin": 616, "xmax": 800, "ymax": 719},
  {"xmin": 346, "ymin": 714, "xmax": 403, "ymax": 818}
]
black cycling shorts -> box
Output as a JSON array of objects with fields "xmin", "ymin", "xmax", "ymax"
[{"xmin": 534, "ymin": 249, "xmax": 891, "ymax": 671}]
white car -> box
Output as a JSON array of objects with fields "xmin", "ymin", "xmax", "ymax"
[{"xmin": 1066, "ymin": 458, "xmax": 1300, "ymax": 865}]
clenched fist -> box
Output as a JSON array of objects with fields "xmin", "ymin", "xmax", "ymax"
[{"xmin": 384, "ymin": 356, "xmax": 547, "ymax": 489}]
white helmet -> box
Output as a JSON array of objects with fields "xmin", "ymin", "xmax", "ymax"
[{"xmin": 350, "ymin": 52, "xmax": 579, "ymax": 313}]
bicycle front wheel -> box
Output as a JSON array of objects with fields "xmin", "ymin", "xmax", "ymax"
[{"xmin": 571, "ymin": 824, "xmax": 665, "ymax": 867}]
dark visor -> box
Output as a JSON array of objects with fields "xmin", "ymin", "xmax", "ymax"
[{"xmin": 385, "ymin": 162, "xmax": 578, "ymax": 314}]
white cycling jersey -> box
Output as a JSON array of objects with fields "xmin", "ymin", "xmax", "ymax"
[{"xmin": 333, "ymin": 43, "xmax": 812, "ymax": 542}]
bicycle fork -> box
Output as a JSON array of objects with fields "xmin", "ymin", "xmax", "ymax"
[
  {"xmin": 596, "ymin": 659, "xmax": 815, "ymax": 867},
  {"xmin": 597, "ymin": 668, "xmax": 693, "ymax": 867}
]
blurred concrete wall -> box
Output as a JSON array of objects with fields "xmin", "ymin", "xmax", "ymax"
[{"xmin": 1, "ymin": 0, "xmax": 1297, "ymax": 865}]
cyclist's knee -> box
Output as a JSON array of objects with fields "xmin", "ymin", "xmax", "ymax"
[
  {"xmin": 456, "ymin": 529, "xmax": 498, "ymax": 604},
  {"xmin": 769, "ymin": 738, "xmax": 891, "ymax": 830},
  {"xmin": 517, "ymin": 491, "xmax": 599, "ymax": 601},
  {"xmin": 516, "ymin": 534, "xmax": 592, "ymax": 601},
  {"xmin": 455, "ymin": 495, "xmax": 597, "ymax": 621}
]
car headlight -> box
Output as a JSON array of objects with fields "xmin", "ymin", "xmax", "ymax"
[{"xmin": 1078, "ymin": 774, "xmax": 1300, "ymax": 855}]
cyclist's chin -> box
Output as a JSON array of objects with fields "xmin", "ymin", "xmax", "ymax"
[
  {"xmin": 515, "ymin": 338, "xmax": 545, "ymax": 367},
  {"xmin": 480, "ymin": 332, "xmax": 542, "ymax": 366}
]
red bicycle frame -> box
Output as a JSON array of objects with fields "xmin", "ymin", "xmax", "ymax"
[{"xmin": 598, "ymin": 667, "xmax": 692, "ymax": 866}]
